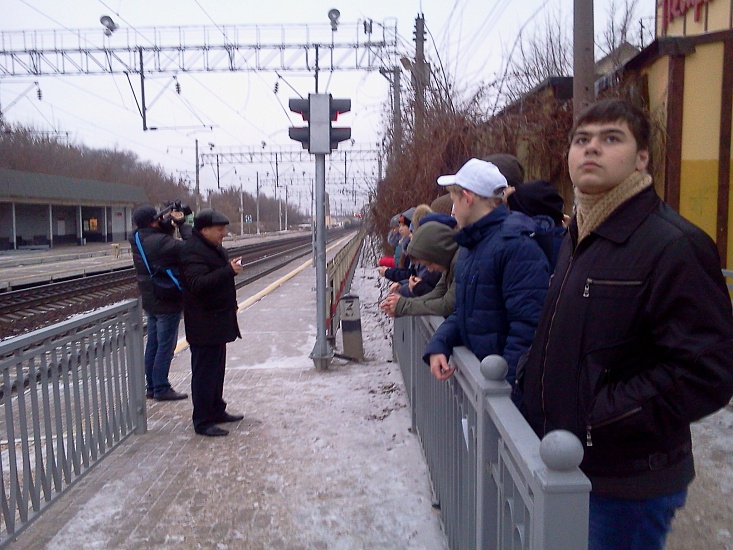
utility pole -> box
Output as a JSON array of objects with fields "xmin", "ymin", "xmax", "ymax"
[
  {"xmin": 392, "ymin": 67, "xmax": 402, "ymax": 153},
  {"xmin": 239, "ymin": 184, "xmax": 244, "ymax": 236},
  {"xmin": 414, "ymin": 14, "xmax": 427, "ymax": 128},
  {"xmin": 275, "ymin": 153, "xmax": 282, "ymax": 231},
  {"xmin": 379, "ymin": 65, "xmax": 402, "ymax": 159},
  {"xmin": 194, "ymin": 139, "xmax": 201, "ymax": 213},
  {"xmin": 215, "ymin": 153, "xmax": 220, "ymax": 188},
  {"xmin": 256, "ymin": 171, "xmax": 261, "ymax": 235},
  {"xmin": 573, "ymin": 0, "xmax": 595, "ymax": 117}
]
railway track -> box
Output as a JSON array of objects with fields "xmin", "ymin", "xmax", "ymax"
[{"xmin": 0, "ymin": 232, "xmax": 333, "ymax": 340}]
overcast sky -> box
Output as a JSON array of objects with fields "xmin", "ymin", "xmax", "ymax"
[{"xmin": 0, "ymin": 1, "xmax": 656, "ymax": 213}]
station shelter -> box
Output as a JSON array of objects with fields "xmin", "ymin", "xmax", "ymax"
[{"xmin": 0, "ymin": 169, "xmax": 148, "ymax": 250}]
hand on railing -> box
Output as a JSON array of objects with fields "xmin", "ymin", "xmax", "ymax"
[
  {"xmin": 379, "ymin": 293, "xmax": 399, "ymax": 317},
  {"xmin": 429, "ymin": 353, "xmax": 456, "ymax": 381}
]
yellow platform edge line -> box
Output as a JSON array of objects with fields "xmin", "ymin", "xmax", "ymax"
[{"xmin": 173, "ymin": 235, "xmax": 351, "ymax": 354}]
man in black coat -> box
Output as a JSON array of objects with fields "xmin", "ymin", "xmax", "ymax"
[
  {"xmin": 130, "ymin": 204, "xmax": 190, "ymax": 402},
  {"xmin": 518, "ymin": 99, "xmax": 733, "ymax": 549},
  {"xmin": 181, "ymin": 209, "xmax": 244, "ymax": 437}
]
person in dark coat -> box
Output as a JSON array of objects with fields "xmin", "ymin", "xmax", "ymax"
[
  {"xmin": 506, "ymin": 179, "xmax": 567, "ymax": 271},
  {"xmin": 423, "ymin": 158, "xmax": 550, "ymax": 389},
  {"xmin": 130, "ymin": 204, "xmax": 190, "ymax": 402},
  {"xmin": 181, "ymin": 209, "xmax": 244, "ymax": 437},
  {"xmin": 379, "ymin": 219, "xmax": 459, "ymax": 318},
  {"xmin": 518, "ymin": 99, "xmax": 733, "ymax": 549}
]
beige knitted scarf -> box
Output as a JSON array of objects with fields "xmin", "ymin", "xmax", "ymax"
[{"xmin": 575, "ymin": 171, "xmax": 653, "ymax": 243}]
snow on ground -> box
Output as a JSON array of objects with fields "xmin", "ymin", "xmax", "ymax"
[
  {"xmin": 6, "ymin": 236, "xmax": 732, "ymax": 549},
  {"xmin": 14, "ymin": 238, "xmax": 449, "ymax": 549}
]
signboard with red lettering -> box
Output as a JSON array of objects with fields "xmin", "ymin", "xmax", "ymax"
[{"xmin": 659, "ymin": 0, "xmax": 713, "ymax": 31}]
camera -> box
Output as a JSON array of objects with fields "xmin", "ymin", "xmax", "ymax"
[{"xmin": 158, "ymin": 200, "xmax": 193, "ymax": 225}]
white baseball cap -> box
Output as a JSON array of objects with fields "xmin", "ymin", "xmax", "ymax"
[{"xmin": 437, "ymin": 158, "xmax": 508, "ymax": 198}]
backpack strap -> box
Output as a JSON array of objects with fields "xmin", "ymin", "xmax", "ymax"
[
  {"xmin": 164, "ymin": 267, "xmax": 183, "ymax": 291},
  {"xmin": 134, "ymin": 230, "xmax": 153, "ymax": 276},
  {"xmin": 135, "ymin": 230, "xmax": 183, "ymax": 291}
]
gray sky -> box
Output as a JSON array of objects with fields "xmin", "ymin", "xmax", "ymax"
[{"xmin": 0, "ymin": 1, "xmax": 656, "ymax": 213}]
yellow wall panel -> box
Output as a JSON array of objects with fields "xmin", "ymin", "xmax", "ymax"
[
  {"xmin": 681, "ymin": 43, "xmax": 723, "ymax": 159},
  {"xmin": 679, "ymin": 160, "xmax": 719, "ymax": 238},
  {"xmin": 708, "ymin": 0, "xmax": 733, "ymax": 32},
  {"xmin": 646, "ymin": 57, "xmax": 670, "ymax": 118}
]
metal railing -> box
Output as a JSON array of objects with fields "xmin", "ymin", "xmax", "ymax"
[
  {"xmin": 0, "ymin": 299, "xmax": 146, "ymax": 547},
  {"xmin": 327, "ymin": 229, "xmax": 365, "ymax": 338},
  {"xmin": 393, "ymin": 315, "xmax": 591, "ymax": 550}
]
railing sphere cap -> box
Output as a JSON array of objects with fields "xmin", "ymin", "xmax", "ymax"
[
  {"xmin": 540, "ymin": 429, "xmax": 584, "ymax": 471},
  {"xmin": 480, "ymin": 354, "xmax": 508, "ymax": 381}
]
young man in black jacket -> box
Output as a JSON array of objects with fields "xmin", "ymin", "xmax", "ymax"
[
  {"xmin": 180, "ymin": 209, "xmax": 244, "ymax": 437},
  {"xmin": 130, "ymin": 204, "xmax": 190, "ymax": 402},
  {"xmin": 518, "ymin": 99, "xmax": 733, "ymax": 549}
]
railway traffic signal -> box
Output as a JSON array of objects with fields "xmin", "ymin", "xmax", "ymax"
[
  {"xmin": 329, "ymin": 97, "xmax": 351, "ymax": 150},
  {"xmin": 288, "ymin": 94, "xmax": 351, "ymax": 154}
]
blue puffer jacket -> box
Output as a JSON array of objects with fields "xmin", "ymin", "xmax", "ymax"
[{"xmin": 423, "ymin": 204, "xmax": 550, "ymax": 386}]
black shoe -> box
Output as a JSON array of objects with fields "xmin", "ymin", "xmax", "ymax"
[
  {"xmin": 154, "ymin": 388, "xmax": 188, "ymax": 401},
  {"xmin": 215, "ymin": 412, "xmax": 244, "ymax": 423},
  {"xmin": 146, "ymin": 391, "xmax": 154, "ymax": 399},
  {"xmin": 196, "ymin": 425, "xmax": 229, "ymax": 437}
]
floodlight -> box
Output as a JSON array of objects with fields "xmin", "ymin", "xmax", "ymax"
[
  {"xmin": 100, "ymin": 15, "xmax": 118, "ymax": 36},
  {"xmin": 328, "ymin": 9, "xmax": 340, "ymax": 31}
]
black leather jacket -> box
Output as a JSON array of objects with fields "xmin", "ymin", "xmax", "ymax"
[{"xmin": 519, "ymin": 187, "xmax": 733, "ymax": 499}]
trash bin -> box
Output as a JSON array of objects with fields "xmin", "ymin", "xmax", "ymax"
[{"xmin": 340, "ymin": 294, "xmax": 364, "ymax": 361}]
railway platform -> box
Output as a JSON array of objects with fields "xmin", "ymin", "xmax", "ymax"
[{"xmin": 8, "ymin": 238, "xmax": 448, "ymax": 549}]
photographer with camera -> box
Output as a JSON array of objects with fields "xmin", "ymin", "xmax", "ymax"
[{"xmin": 130, "ymin": 201, "xmax": 193, "ymax": 402}]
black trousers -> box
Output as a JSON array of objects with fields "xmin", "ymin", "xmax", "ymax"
[{"xmin": 190, "ymin": 344, "xmax": 227, "ymax": 431}]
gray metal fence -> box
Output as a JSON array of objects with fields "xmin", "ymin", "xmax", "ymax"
[
  {"xmin": 394, "ymin": 315, "xmax": 591, "ymax": 550},
  {"xmin": 327, "ymin": 229, "xmax": 365, "ymax": 337},
  {"xmin": 0, "ymin": 299, "xmax": 146, "ymax": 547}
]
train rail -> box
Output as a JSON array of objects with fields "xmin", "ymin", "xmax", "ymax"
[{"xmin": 0, "ymin": 232, "xmax": 332, "ymax": 340}]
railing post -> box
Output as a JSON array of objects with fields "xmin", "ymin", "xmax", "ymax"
[{"xmin": 127, "ymin": 298, "xmax": 147, "ymax": 434}]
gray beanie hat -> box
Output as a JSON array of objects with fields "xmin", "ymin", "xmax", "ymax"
[{"xmin": 407, "ymin": 221, "xmax": 458, "ymax": 268}]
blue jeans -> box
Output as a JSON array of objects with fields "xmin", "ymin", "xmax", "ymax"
[
  {"xmin": 145, "ymin": 312, "xmax": 181, "ymax": 396},
  {"xmin": 589, "ymin": 489, "xmax": 687, "ymax": 550}
]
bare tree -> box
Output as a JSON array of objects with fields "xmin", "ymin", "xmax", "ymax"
[
  {"xmin": 493, "ymin": 11, "xmax": 572, "ymax": 112},
  {"xmin": 597, "ymin": 0, "xmax": 642, "ymax": 70}
]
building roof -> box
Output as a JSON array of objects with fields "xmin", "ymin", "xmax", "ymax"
[
  {"xmin": 595, "ymin": 41, "xmax": 640, "ymax": 76},
  {"xmin": 0, "ymin": 169, "xmax": 148, "ymax": 205}
]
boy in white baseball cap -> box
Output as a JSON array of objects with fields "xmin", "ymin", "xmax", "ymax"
[{"xmin": 424, "ymin": 157, "xmax": 550, "ymax": 391}]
